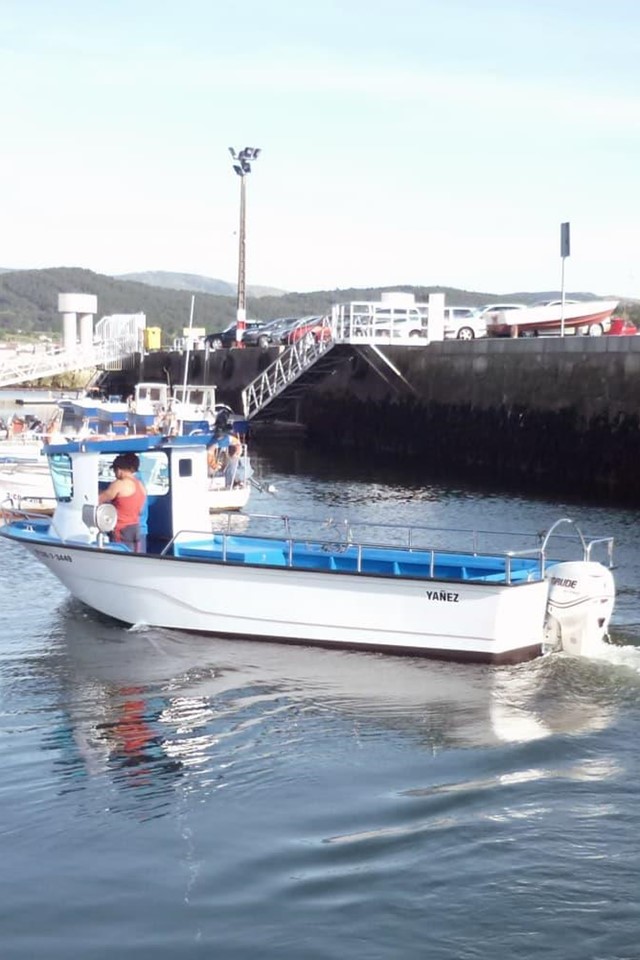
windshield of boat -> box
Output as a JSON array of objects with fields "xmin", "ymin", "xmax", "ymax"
[{"xmin": 50, "ymin": 453, "xmax": 73, "ymax": 501}]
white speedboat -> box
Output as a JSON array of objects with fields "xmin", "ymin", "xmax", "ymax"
[
  {"xmin": 0, "ymin": 434, "xmax": 615, "ymax": 663},
  {"xmin": 485, "ymin": 299, "xmax": 619, "ymax": 337}
]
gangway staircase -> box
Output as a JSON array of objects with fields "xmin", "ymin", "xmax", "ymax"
[
  {"xmin": 0, "ymin": 337, "xmax": 140, "ymax": 389},
  {"xmin": 241, "ymin": 316, "xmax": 418, "ymax": 422}
]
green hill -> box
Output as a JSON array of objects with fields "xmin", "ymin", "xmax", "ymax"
[
  {"xmin": 115, "ymin": 270, "xmax": 285, "ymax": 299},
  {"xmin": 0, "ymin": 267, "xmax": 636, "ymax": 342}
]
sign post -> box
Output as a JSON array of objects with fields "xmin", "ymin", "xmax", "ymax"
[{"xmin": 560, "ymin": 222, "xmax": 570, "ymax": 338}]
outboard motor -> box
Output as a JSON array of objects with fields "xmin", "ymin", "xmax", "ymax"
[{"xmin": 543, "ymin": 561, "xmax": 615, "ymax": 657}]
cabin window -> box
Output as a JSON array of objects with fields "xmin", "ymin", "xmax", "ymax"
[
  {"xmin": 139, "ymin": 452, "xmax": 170, "ymax": 495},
  {"xmin": 97, "ymin": 451, "xmax": 170, "ymax": 496},
  {"xmin": 49, "ymin": 453, "xmax": 73, "ymax": 501},
  {"xmin": 178, "ymin": 458, "xmax": 193, "ymax": 478}
]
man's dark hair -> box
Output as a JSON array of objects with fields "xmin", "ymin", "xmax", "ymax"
[{"xmin": 112, "ymin": 452, "xmax": 140, "ymax": 473}]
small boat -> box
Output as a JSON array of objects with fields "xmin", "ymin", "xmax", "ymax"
[
  {"xmin": 0, "ymin": 493, "xmax": 56, "ymax": 518},
  {"xmin": 485, "ymin": 299, "xmax": 619, "ymax": 337},
  {"xmin": 0, "ymin": 434, "xmax": 616, "ymax": 664},
  {"xmin": 127, "ymin": 382, "xmax": 249, "ymax": 437},
  {"xmin": 126, "ymin": 382, "xmax": 169, "ymax": 433},
  {"xmin": 97, "ymin": 395, "xmax": 130, "ymax": 435},
  {"xmin": 0, "ymin": 431, "xmax": 251, "ymax": 514}
]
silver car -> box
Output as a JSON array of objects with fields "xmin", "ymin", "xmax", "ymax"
[{"xmin": 444, "ymin": 307, "xmax": 487, "ymax": 340}]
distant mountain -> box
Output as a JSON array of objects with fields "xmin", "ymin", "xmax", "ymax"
[
  {"xmin": 0, "ymin": 267, "xmax": 635, "ymax": 342},
  {"xmin": 116, "ymin": 270, "xmax": 286, "ymax": 299}
]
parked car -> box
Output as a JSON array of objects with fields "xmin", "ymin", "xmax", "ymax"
[
  {"xmin": 243, "ymin": 317, "xmax": 299, "ymax": 347},
  {"xmin": 606, "ymin": 316, "xmax": 638, "ymax": 336},
  {"xmin": 444, "ymin": 307, "xmax": 486, "ymax": 340},
  {"xmin": 205, "ymin": 320, "xmax": 266, "ymax": 349},
  {"xmin": 282, "ymin": 316, "xmax": 332, "ymax": 345}
]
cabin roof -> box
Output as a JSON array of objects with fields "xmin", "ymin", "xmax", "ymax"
[{"xmin": 43, "ymin": 434, "xmax": 213, "ymax": 456}]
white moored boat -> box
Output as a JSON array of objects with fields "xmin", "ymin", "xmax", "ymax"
[
  {"xmin": 1, "ymin": 432, "xmax": 252, "ymax": 516},
  {"xmin": 485, "ymin": 299, "xmax": 619, "ymax": 337},
  {"xmin": 0, "ymin": 435, "xmax": 616, "ymax": 664}
]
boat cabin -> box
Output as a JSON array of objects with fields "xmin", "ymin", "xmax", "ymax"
[
  {"xmin": 128, "ymin": 382, "xmax": 170, "ymax": 432},
  {"xmin": 44, "ymin": 434, "xmax": 212, "ymax": 552},
  {"xmin": 171, "ymin": 385, "xmax": 218, "ymax": 434}
]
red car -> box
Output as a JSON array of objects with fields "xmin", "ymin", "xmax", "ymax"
[
  {"xmin": 606, "ymin": 317, "xmax": 638, "ymax": 336},
  {"xmin": 283, "ymin": 315, "xmax": 332, "ymax": 345}
]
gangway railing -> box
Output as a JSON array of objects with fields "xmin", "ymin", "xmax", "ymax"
[
  {"xmin": 241, "ymin": 309, "xmax": 427, "ymax": 419},
  {"xmin": 330, "ymin": 301, "xmax": 430, "ymax": 343},
  {"xmin": 0, "ymin": 335, "xmax": 142, "ymax": 389}
]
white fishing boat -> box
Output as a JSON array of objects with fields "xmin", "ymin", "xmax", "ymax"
[
  {"xmin": 126, "ymin": 382, "xmax": 170, "ymax": 433},
  {"xmin": 0, "ymin": 434, "xmax": 616, "ymax": 664},
  {"xmin": 127, "ymin": 381, "xmax": 249, "ymax": 437},
  {"xmin": 0, "ymin": 411, "xmax": 65, "ymax": 464}
]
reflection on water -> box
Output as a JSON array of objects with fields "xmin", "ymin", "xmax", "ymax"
[
  {"xmin": 3, "ymin": 454, "xmax": 640, "ymax": 960},
  {"xmin": 23, "ymin": 597, "xmax": 638, "ymax": 822}
]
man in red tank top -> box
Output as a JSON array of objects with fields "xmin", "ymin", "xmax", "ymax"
[{"xmin": 99, "ymin": 452, "xmax": 147, "ymax": 552}]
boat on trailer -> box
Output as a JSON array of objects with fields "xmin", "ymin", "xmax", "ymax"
[
  {"xmin": 484, "ymin": 298, "xmax": 619, "ymax": 337},
  {"xmin": 0, "ymin": 434, "xmax": 616, "ymax": 664}
]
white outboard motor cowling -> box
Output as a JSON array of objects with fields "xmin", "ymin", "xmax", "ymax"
[{"xmin": 544, "ymin": 561, "xmax": 615, "ymax": 657}]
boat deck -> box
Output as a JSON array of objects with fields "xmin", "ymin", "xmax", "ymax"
[{"xmin": 171, "ymin": 534, "xmax": 540, "ymax": 584}]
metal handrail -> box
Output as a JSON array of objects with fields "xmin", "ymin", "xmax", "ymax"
[
  {"xmin": 539, "ymin": 516, "xmax": 614, "ymax": 568},
  {"xmin": 0, "ymin": 336, "xmax": 141, "ymax": 388},
  {"xmin": 161, "ymin": 514, "xmax": 572, "ymax": 584}
]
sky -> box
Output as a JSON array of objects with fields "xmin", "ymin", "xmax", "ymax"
[{"xmin": 2, "ymin": 0, "xmax": 640, "ymax": 298}]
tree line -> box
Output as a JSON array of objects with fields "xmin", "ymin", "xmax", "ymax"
[{"xmin": 1, "ymin": 267, "xmax": 637, "ymax": 343}]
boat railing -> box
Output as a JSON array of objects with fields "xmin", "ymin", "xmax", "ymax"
[
  {"xmin": 233, "ymin": 512, "xmax": 604, "ymax": 555},
  {"xmin": 165, "ymin": 512, "xmax": 613, "ymax": 561},
  {"xmin": 584, "ymin": 537, "xmax": 615, "ymax": 565},
  {"xmin": 1, "ymin": 498, "xmax": 58, "ymax": 526},
  {"xmin": 161, "ymin": 514, "xmax": 615, "ymax": 582},
  {"xmin": 164, "ymin": 524, "xmax": 549, "ymax": 583},
  {"xmin": 504, "ymin": 547, "xmax": 546, "ymax": 584},
  {"xmin": 539, "ymin": 517, "xmax": 615, "ymax": 569}
]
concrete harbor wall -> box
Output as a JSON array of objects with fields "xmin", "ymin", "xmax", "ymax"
[
  {"xmin": 302, "ymin": 337, "xmax": 640, "ymax": 504},
  {"xmin": 108, "ymin": 336, "xmax": 640, "ymax": 504}
]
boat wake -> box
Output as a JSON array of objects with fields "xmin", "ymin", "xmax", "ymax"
[{"xmin": 582, "ymin": 636, "xmax": 640, "ymax": 673}]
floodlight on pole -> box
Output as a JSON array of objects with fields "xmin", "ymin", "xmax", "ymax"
[{"xmin": 229, "ymin": 146, "xmax": 261, "ymax": 347}]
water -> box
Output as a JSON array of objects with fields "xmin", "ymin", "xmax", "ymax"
[{"xmin": 1, "ymin": 441, "xmax": 640, "ymax": 959}]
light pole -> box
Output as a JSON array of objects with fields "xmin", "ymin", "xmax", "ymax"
[{"xmin": 229, "ymin": 146, "xmax": 261, "ymax": 346}]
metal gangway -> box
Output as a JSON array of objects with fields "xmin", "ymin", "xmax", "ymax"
[
  {"xmin": 241, "ymin": 310, "xmax": 424, "ymax": 420},
  {"xmin": 242, "ymin": 318, "xmax": 335, "ymax": 419},
  {"xmin": 0, "ymin": 335, "xmax": 142, "ymax": 389}
]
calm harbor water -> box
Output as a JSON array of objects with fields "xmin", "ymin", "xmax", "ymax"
[{"xmin": 1, "ymin": 405, "xmax": 640, "ymax": 959}]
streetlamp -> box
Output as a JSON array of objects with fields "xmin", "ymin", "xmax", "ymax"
[{"xmin": 229, "ymin": 146, "xmax": 261, "ymax": 346}]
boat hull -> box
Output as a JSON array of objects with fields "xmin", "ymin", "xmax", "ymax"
[
  {"xmin": 11, "ymin": 537, "xmax": 547, "ymax": 664},
  {"xmin": 207, "ymin": 483, "xmax": 251, "ymax": 512}
]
